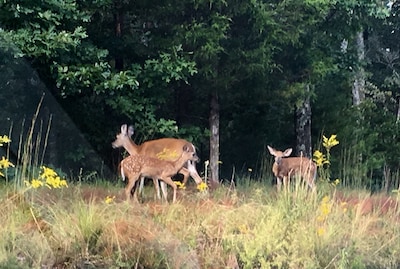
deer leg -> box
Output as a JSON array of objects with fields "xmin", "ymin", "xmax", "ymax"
[
  {"xmin": 308, "ymin": 165, "xmax": 317, "ymax": 190},
  {"xmin": 126, "ymin": 173, "xmax": 139, "ymax": 202},
  {"xmin": 160, "ymin": 181, "xmax": 168, "ymax": 201},
  {"xmin": 138, "ymin": 176, "xmax": 145, "ymax": 197},
  {"xmin": 276, "ymin": 177, "xmax": 282, "ymax": 192},
  {"xmin": 151, "ymin": 178, "xmax": 163, "ymax": 200},
  {"xmin": 286, "ymin": 169, "xmax": 295, "ymax": 191},
  {"xmin": 160, "ymin": 177, "xmax": 178, "ymax": 203},
  {"xmin": 304, "ymin": 172, "xmax": 310, "ymax": 189},
  {"xmin": 272, "ymin": 163, "xmax": 281, "ymax": 192},
  {"xmin": 283, "ymin": 175, "xmax": 289, "ymax": 191},
  {"xmin": 306, "ymin": 174, "xmax": 316, "ymax": 190},
  {"xmin": 138, "ymin": 176, "xmax": 162, "ymax": 200}
]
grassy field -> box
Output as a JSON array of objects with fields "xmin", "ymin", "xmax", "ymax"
[
  {"xmin": 0, "ymin": 178, "xmax": 399, "ymax": 269},
  {"xmin": 1, "ymin": 132, "xmax": 399, "ymax": 268}
]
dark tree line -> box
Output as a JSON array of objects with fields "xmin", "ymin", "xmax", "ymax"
[{"xmin": 0, "ymin": 0, "xmax": 399, "ymax": 189}]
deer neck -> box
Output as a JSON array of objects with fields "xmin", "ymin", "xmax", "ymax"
[
  {"xmin": 173, "ymin": 154, "xmax": 191, "ymax": 171},
  {"xmin": 123, "ymin": 138, "xmax": 140, "ymax": 156}
]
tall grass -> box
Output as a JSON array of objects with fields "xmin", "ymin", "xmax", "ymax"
[
  {"xmin": 0, "ymin": 178, "xmax": 399, "ymax": 268},
  {"xmin": 5, "ymin": 95, "xmax": 52, "ymax": 192},
  {"xmin": 340, "ymin": 147, "xmax": 369, "ymax": 188}
]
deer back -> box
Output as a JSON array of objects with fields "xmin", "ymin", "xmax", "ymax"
[
  {"xmin": 139, "ymin": 138, "xmax": 196, "ymax": 161},
  {"xmin": 113, "ymin": 124, "xmax": 198, "ymax": 161},
  {"xmin": 277, "ymin": 157, "xmax": 315, "ymax": 180}
]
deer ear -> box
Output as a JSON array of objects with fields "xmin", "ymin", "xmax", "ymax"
[
  {"xmin": 267, "ymin": 145, "xmax": 276, "ymax": 155},
  {"xmin": 121, "ymin": 124, "xmax": 127, "ymax": 134},
  {"xmin": 128, "ymin": 125, "xmax": 135, "ymax": 137},
  {"xmin": 283, "ymin": 148, "xmax": 293, "ymax": 157},
  {"xmin": 183, "ymin": 144, "xmax": 190, "ymax": 152}
]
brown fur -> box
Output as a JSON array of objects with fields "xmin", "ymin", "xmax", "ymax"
[
  {"xmin": 112, "ymin": 125, "xmax": 203, "ymax": 200},
  {"xmin": 268, "ymin": 146, "xmax": 317, "ymax": 191},
  {"xmin": 120, "ymin": 145, "xmax": 199, "ymax": 203}
]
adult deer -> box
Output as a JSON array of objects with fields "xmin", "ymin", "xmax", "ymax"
[
  {"xmin": 120, "ymin": 144, "xmax": 199, "ymax": 203},
  {"xmin": 267, "ymin": 145, "xmax": 317, "ymax": 191},
  {"xmin": 112, "ymin": 124, "xmax": 203, "ymax": 199}
]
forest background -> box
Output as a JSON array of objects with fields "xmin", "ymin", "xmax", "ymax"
[{"xmin": 1, "ymin": 0, "xmax": 399, "ymax": 190}]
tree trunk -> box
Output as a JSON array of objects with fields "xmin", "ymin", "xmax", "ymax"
[
  {"xmin": 396, "ymin": 96, "xmax": 400, "ymax": 123},
  {"xmin": 295, "ymin": 84, "xmax": 312, "ymax": 158},
  {"xmin": 352, "ymin": 31, "xmax": 366, "ymax": 106},
  {"xmin": 209, "ymin": 91, "xmax": 220, "ymax": 187}
]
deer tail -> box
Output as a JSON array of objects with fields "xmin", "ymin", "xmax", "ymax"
[{"xmin": 119, "ymin": 161, "xmax": 126, "ymax": 182}]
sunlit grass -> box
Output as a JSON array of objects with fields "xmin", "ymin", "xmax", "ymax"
[{"xmin": 0, "ymin": 180, "xmax": 399, "ymax": 268}]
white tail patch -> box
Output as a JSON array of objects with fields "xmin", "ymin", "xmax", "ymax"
[{"xmin": 120, "ymin": 160, "xmax": 126, "ymax": 181}]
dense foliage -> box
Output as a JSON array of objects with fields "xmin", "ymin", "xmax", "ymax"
[{"xmin": 0, "ymin": 0, "xmax": 399, "ymax": 188}]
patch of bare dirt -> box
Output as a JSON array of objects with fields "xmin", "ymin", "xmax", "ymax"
[{"xmin": 334, "ymin": 191, "xmax": 399, "ymax": 216}]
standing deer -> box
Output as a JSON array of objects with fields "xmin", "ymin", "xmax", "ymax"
[
  {"xmin": 267, "ymin": 145, "xmax": 317, "ymax": 191},
  {"xmin": 112, "ymin": 124, "xmax": 203, "ymax": 200},
  {"xmin": 120, "ymin": 144, "xmax": 199, "ymax": 203}
]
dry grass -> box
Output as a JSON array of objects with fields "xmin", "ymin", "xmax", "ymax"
[{"xmin": 0, "ymin": 181, "xmax": 399, "ymax": 269}]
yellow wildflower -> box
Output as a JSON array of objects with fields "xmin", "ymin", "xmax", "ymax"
[
  {"xmin": 45, "ymin": 175, "xmax": 68, "ymax": 189},
  {"xmin": 320, "ymin": 196, "xmax": 331, "ymax": 215},
  {"xmin": 330, "ymin": 178, "xmax": 340, "ymax": 186},
  {"xmin": 238, "ymin": 224, "xmax": 249, "ymax": 234},
  {"xmin": 45, "ymin": 178, "xmax": 55, "ymax": 189},
  {"xmin": 317, "ymin": 227, "xmax": 325, "ymax": 237},
  {"xmin": 313, "ymin": 150, "xmax": 329, "ymax": 167},
  {"xmin": 0, "ymin": 156, "xmax": 14, "ymax": 169},
  {"xmin": 197, "ymin": 182, "xmax": 208, "ymax": 192},
  {"xmin": 24, "ymin": 166, "xmax": 68, "ymax": 189},
  {"xmin": 322, "ymin": 195, "xmax": 330, "ymax": 203},
  {"xmin": 105, "ymin": 195, "xmax": 115, "ymax": 204},
  {"xmin": 40, "ymin": 166, "xmax": 58, "ymax": 179},
  {"xmin": 0, "ymin": 135, "xmax": 11, "ymax": 146},
  {"xmin": 317, "ymin": 196, "xmax": 332, "ymax": 222},
  {"xmin": 60, "ymin": 179, "xmax": 68, "ymax": 187},
  {"xmin": 174, "ymin": 181, "xmax": 186, "ymax": 189},
  {"xmin": 31, "ymin": 179, "xmax": 44, "ymax": 189},
  {"xmin": 320, "ymin": 203, "xmax": 331, "ymax": 217},
  {"xmin": 340, "ymin": 202, "xmax": 348, "ymax": 213},
  {"xmin": 322, "ymin": 134, "xmax": 339, "ymax": 150}
]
